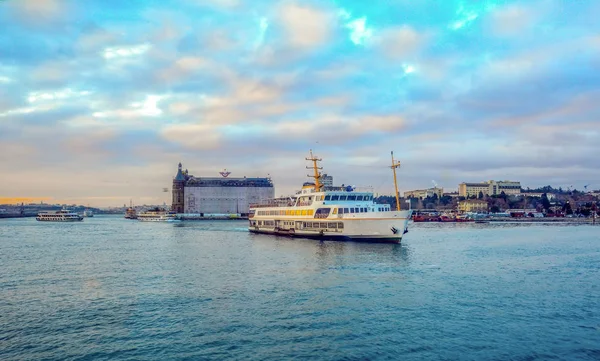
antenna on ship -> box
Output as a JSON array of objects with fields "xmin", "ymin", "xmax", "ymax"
[
  {"xmin": 390, "ymin": 151, "xmax": 402, "ymax": 211},
  {"xmin": 306, "ymin": 149, "xmax": 323, "ymax": 191}
]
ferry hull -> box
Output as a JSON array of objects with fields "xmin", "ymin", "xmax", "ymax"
[
  {"xmin": 249, "ymin": 211, "xmax": 412, "ymax": 244},
  {"xmin": 248, "ymin": 228, "xmax": 406, "ymax": 243}
]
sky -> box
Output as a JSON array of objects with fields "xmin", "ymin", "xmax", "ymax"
[{"xmin": 1, "ymin": 0, "xmax": 599, "ymax": 207}]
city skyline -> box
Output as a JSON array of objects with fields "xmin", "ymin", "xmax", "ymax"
[{"xmin": 1, "ymin": 0, "xmax": 599, "ymax": 207}]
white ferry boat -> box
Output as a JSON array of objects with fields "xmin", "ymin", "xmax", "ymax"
[
  {"xmin": 36, "ymin": 209, "xmax": 83, "ymax": 222},
  {"xmin": 137, "ymin": 208, "xmax": 179, "ymax": 222},
  {"xmin": 248, "ymin": 151, "xmax": 412, "ymax": 243}
]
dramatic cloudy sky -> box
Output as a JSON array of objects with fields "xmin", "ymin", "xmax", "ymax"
[{"xmin": 1, "ymin": 0, "xmax": 599, "ymax": 206}]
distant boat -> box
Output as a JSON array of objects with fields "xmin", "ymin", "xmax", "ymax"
[
  {"xmin": 83, "ymin": 209, "xmax": 94, "ymax": 217},
  {"xmin": 137, "ymin": 208, "xmax": 179, "ymax": 222},
  {"xmin": 124, "ymin": 207, "xmax": 137, "ymax": 219},
  {"xmin": 37, "ymin": 209, "xmax": 83, "ymax": 222},
  {"xmin": 125, "ymin": 200, "xmax": 137, "ymax": 219}
]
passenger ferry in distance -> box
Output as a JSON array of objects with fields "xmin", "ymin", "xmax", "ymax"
[
  {"xmin": 36, "ymin": 209, "xmax": 84, "ymax": 222},
  {"xmin": 137, "ymin": 207, "xmax": 179, "ymax": 222},
  {"xmin": 248, "ymin": 151, "xmax": 413, "ymax": 243}
]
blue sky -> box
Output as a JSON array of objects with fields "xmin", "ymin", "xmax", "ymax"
[{"xmin": 1, "ymin": 0, "xmax": 599, "ymax": 206}]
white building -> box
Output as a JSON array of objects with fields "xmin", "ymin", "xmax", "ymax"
[
  {"xmin": 404, "ymin": 187, "xmax": 444, "ymax": 199},
  {"xmin": 183, "ymin": 177, "xmax": 274, "ymax": 214},
  {"xmin": 459, "ymin": 180, "xmax": 521, "ymax": 197},
  {"xmin": 321, "ymin": 174, "xmax": 333, "ymax": 187},
  {"xmin": 172, "ymin": 163, "xmax": 274, "ymax": 214}
]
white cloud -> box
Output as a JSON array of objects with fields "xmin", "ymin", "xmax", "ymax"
[
  {"xmin": 103, "ymin": 44, "xmax": 151, "ymax": 59},
  {"xmin": 346, "ymin": 17, "xmax": 373, "ymax": 45},
  {"xmin": 338, "ymin": 9, "xmax": 373, "ymax": 45},
  {"xmin": 185, "ymin": 0, "xmax": 240, "ymax": 9},
  {"xmin": 27, "ymin": 89, "xmax": 91, "ymax": 103},
  {"xmin": 93, "ymin": 94, "xmax": 167, "ymax": 119},
  {"xmin": 278, "ymin": 3, "xmax": 334, "ymax": 49},
  {"xmin": 253, "ymin": 17, "xmax": 270, "ymax": 50}
]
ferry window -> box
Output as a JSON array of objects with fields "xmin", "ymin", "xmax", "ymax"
[
  {"xmin": 332, "ymin": 208, "xmax": 338, "ymax": 214},
  {"xmin": 344, "ymin": 208, "xmax": 349, "ymax": 213},
  {"xmin": 331, "ymin": 195, "xmax": 339, "ymax": 201},
  {"xmin": 308, "ymin": 209, "xmax": 314, "ymax": 215},
  {"xmin": 295, "ymin": 210, "xmax": 301, "ymax": 216},
  {"xmin": 355, "ymin": 208, "xmax": 359, "ymax": 213},
  {"xmin": 361, "ymin": 208, "xmax": 366, "ymax": 212},
  {"xmin": 325, "ymin": 195, "xmax": 331, "ymax": 201},
  {"xmin": 347, "ymin": 195, "xmax": 356, "ymax": 201},
  {"xmin": 301, "ymin": 210, "xmax": 307, "ymax": 216},
  {"xmin": 329, "ymin": 222, "xmax": 337, "ymax": 229},
  {"xmin": 339, "ymin": 208, "xmax": 344, "ymax": 214},
  {"xmin": 338, "ymin": 222, "xmax": 344, "ymax": 229},
  {"xmin": 339, "ymin": 196, "xmax": 347, "ymax": 201},
  {"xmin": 320, "ymin": 222, "xmax": 327, "ymax": 228},
  {"xmin": 350, "ymin": 208, "xmax": 354, "ymax": 213},
  {"xmin": 356, "ymin": 195, "xmax": 363, "ymax": 201}
]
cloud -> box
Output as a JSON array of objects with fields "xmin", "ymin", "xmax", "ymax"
[
  {"xmin": 5, "ymin": 0, "xmax": 67, "ymax": 25},
  {"xmin": 1, "ymin": 0, "xmax": 599, "ymax": 205},
  {"xmin": 102, "ymin": 43, "xmax": 152, "ymax": 60},
  {"xmin": 278, "ymin": 2, "xmax": 335, "ymax": 50},
  {"xmin": 372, "ymin": 26, "xmax": 427, "ymax": 60},
  {"xmin": 161, "ymin": 123, "xmax": 222, "ymax": 150},
  {"xmin": 489, "ymin": 5, "xmax": 537, "ymax": 37}
]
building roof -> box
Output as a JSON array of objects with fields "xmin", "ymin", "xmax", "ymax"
[{"xmin": 174, "ymin": 168, "xmax": 186, "ymax": 181}]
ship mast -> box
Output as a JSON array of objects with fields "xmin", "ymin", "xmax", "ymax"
[
  {"xmin": 306, "ymin": 149, "xmax": 323, "ymax": 191},
  {"xmin": 390, "ymin": 151, "xmax": 402, "ymax": 211}
]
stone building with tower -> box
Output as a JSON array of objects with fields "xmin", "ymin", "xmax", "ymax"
[{"xmin": 171, "ymin": 163, "xmax": 274, "ymax": 215}]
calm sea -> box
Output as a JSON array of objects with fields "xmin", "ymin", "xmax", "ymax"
[{"xmin": 1, "ymin": 216, "xmax": 599, "ymax": 360}]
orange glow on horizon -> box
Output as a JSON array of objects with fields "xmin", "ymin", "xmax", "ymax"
[{"xmin": 0, "ymin": 197, "xmax": 53, "ymax": 205}]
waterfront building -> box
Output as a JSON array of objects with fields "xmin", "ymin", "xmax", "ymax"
[
  {"xmin": 459, "ymin": 180, "xmax": 521, "ymax": 197},
  {"xmin": 404, "ymin": 187, "xmax": 444, "ymax": 199},
  {"xmin": 522, "ymin": 192, "xmax": 556, "ymax": 200},
  {"xmin": 458, "ymin": 199, "xmax": 488, "ymax": 213},
  {"xmin": 171, "ymin": 163, "xmax": 274, "ymax": 215},
  {"xmin": 443, "ymin": 192, "xmax": 459, "ymax": 198},
  {"xmin": 320, "ymin": 174, "xmax": 333, "ymax": 187}
]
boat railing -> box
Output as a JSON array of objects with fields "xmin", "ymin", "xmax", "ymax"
[{"xmin": 250, "ymin": 201, "xmax": 296, "ymax": 208}]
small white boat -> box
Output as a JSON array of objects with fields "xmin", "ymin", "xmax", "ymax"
[
  {"xmin": 83, "ymin": 209, "xmax": 94, "ymax": 217},
  {"xmin": 137, "ymin": 208, "xmax": 179, "ymax": 222},
  {"xmin": 36, "ymin": 209, "xmax": 83, "ymax": 222}
]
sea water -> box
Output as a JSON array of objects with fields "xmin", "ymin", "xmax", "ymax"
[{"xmin": 1, "ymin": 217, "xmax": 599, "ymax": 360}]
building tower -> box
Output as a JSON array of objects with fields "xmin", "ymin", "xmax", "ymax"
[{"xmin": 172, "ymin": 162, "xmax": 186, "ymax": 213}]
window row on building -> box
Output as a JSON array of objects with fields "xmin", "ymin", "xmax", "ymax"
[{"xmin": 459, "ymin": 180, "xmax": 521, "ymax": 197}]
